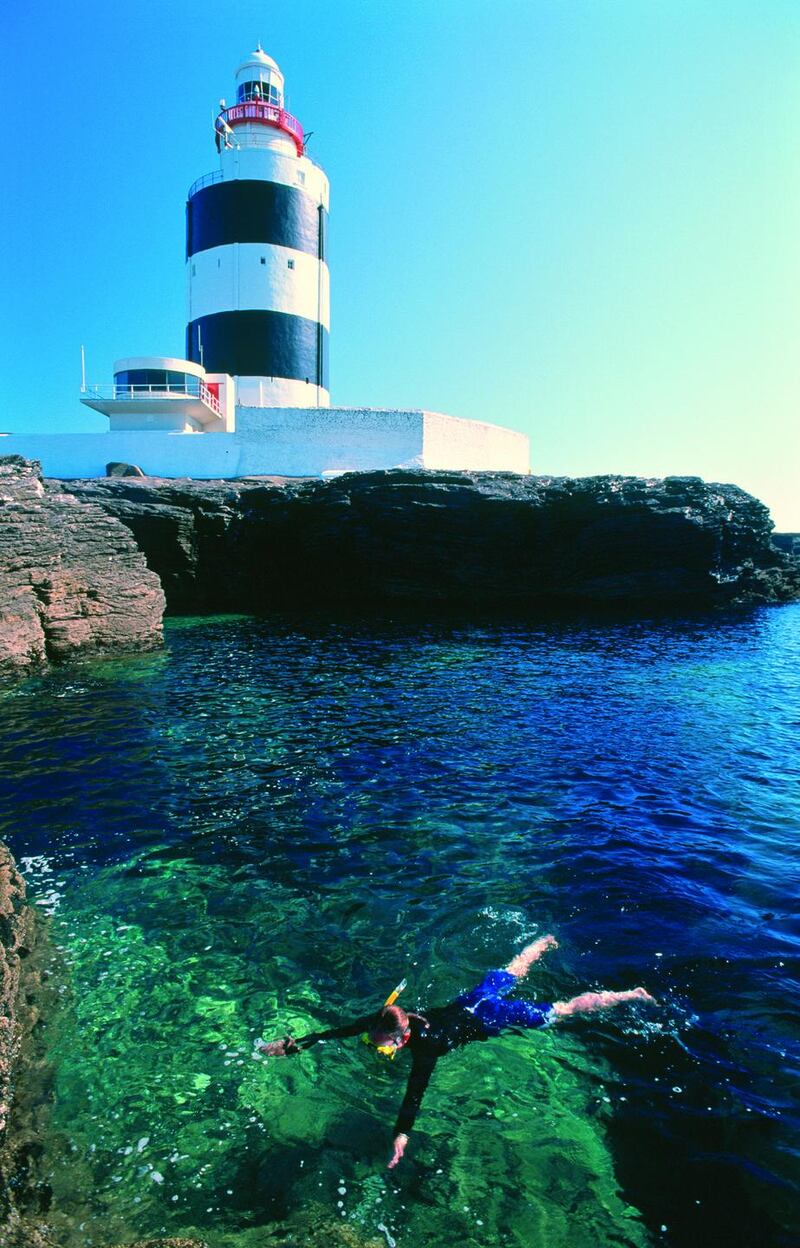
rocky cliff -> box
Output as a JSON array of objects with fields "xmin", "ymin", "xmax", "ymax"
[
  {"xmin": 0, "ymin": 457, "xmax": 165, "ymax": 676},
  {"xmin": 62, "ymin": 469, "xmax": 799, "ymax": 614},
  {"xmin": 2, "ymin": 457, "xmax": 798, "ymax": 678},
  {"xmin": 0, "ymin": 844, "xmax": 52, "ymax": 1248}
]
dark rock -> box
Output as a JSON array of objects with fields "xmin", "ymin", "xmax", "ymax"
[
  {"xmin": 107, "ymin": 462, "xmax": 147, "ymax": 478},
  {"xmin": 0, "ymin": 843, "xmax": 54, "ymax": 1248},
  {"xmin": 772, "ymin": 532, "xmax": 800, "ymax": 558},
  {"xmin": 62, "ymin": 470, "xmax": 800, "ymax": 614},
  {"xmin": 0, "ymin": 845, "xmax": 36, "ymax": 1147},
  {"xmin": 0, "ymin": 457, "xmax": 166, "ymax": 676}
]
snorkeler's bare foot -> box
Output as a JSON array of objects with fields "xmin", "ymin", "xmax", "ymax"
[
  {"xmin": 505, "ymin": 934, "xmax": 558, "ymax": 978},
  {"xmin": 628, "ymin": 986, "xmax": 656, "ymax": 1003},
  {"xmin": 552, "ymin": 987, "xmax": 656, "ymax": 1018}
]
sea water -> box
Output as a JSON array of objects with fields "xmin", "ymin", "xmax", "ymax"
[{"xmin": 1, "ymin": 608, "xmax": 798, "ymax": 1247}]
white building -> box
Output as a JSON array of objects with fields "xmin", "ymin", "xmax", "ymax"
[{"xmin": 4, "ymin": 48, "xmax": 530, "ymax": 479}]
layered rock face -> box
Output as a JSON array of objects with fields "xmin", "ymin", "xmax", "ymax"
[
  {"xmin": 0, "ymin": 847, "xmax": 36, "ymax": 1149},
  {"xmin": 0, "ymin": 845, "xmax": 51, "ymax": 1248},
  {"xmin": 63, "ymin": 470, "xmax": 800, "ymax": 614},
  {"xmin": 0, "ymin": 457, "xmax": 165, "ymax": 676}
]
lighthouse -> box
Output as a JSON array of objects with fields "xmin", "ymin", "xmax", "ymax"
[
  {"xmin": 185, "ymin": 47, "xmax": 330, "ymax": 407},
  {"xmin": 61, "ymin": 45, "xmax": 531, "ymax": 477}
]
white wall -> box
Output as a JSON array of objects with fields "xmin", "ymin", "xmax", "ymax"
[
  {"xmin": 217, "ymin": 146, "xmax": 329, "ymax": 207},
  {"xmin": 188, "ymin": 243, "xmax": 329, "ymax": 326},
  {"xmin": 1, "ymin": 408, "xmax": 530, "ymax": 480},
  {"xmin": 235, "ymin": 377, "xmax": 330, "ymax": 408},
  {"xmin": 0, "ymin": 432, "xmax": 244, "ymax": 479},
  {"xmin": 422, "ymin": 410, "xmax": 530, "ymax": 473},
  {"xmin": 235, "ymin": 407, "xmax": 424, "ymax": 476}
]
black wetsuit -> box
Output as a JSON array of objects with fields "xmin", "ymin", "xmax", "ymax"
[{"xmin": 289, "ymin": 971, "xmax": 553, "ymax": 1137}]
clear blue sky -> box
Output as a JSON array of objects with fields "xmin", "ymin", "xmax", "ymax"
[{"xmin": 3, "ymin": 1, "xmax": 799, "ymax": 527}]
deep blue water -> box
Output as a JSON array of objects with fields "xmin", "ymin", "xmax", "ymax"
[{"xmin": 1, "ymin": 607, "xmax": 799, "ymax": 1248}]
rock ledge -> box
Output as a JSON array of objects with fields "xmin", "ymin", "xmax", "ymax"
[
  {"xmin": 63, "ymin": 469, "xmax": 800, "ymax": 613},
  {"xmin": 0, "ymin": 457, "xmax": 165, "ymax": 676}
]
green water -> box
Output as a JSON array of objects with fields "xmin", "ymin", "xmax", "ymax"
[{"xmin": 32, "ymin": 854, "xmax": 648, "ymax": 1247}]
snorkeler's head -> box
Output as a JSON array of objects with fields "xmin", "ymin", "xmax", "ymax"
[{"xmin": 368, "ymin": 1005, "xmax": 411, "ymax": 1054}]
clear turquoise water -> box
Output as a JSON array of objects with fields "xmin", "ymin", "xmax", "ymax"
[{"xmin": 1, "ymin": 608, "xmax": 799, "ymax": 1247}]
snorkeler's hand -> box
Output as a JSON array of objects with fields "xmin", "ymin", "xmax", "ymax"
[
  {"xmin": 388, "ymin": 1133, "xmax": 408, "ymax": 1169},
  {"xmin": 258, "ymin": 1035, "xmax": 300, "ymax": 1057}
]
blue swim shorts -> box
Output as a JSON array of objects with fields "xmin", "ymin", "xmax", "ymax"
[{"xmin": 456, "ymin": 969, "xmax": 553, "ymax": 1034}]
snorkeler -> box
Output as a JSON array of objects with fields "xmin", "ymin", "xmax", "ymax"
[{"xmin": 257, "ymin": 935, "xmax": 656, "ymax": 1169}]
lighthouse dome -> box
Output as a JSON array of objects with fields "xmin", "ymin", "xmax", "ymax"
[
  {"xmin": 234, "ymin": 46, "xmax": 284, "ymax": 106},
  {"xmin": 236, "ymin": 46, "xmax": 280, "ymax": 77}
]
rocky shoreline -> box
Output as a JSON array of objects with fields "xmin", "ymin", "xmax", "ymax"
[{"xmin": 1, "ymin": 456, "xmax": 798, "ymax": 676}]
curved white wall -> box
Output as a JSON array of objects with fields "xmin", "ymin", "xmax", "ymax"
[
  {"xmin": 235, "ymin": 377, "xmax": 330, "ymax": 407},
  {"xmin": 188, "ymin": 244, "xmax": 329, "ymax": 326},
  {"xmin": 219, "ymin": 147, "xmax": 329, "ymax": 208},
  {"xmin": 113, "ymin": 355, "xmax": 206, "ymax": 377}
]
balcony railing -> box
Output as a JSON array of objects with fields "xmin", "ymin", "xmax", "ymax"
[
  {"xmin": 215, "ymin": 101, "xmax": 305, "ymax": 155},
  {"xmin": 187, "ymin": 169, "xmax": 223, "ymax": 197},
  {"xmin": 81, "ymin": 383, "xmax": 223, "ymax": 418}
]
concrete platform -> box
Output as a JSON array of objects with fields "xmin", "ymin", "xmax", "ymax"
[{"xmin": 0, "ymin": 406, "xmax": 530, "ymax": 479}]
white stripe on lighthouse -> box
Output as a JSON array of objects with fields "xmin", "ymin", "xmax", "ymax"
[{"xmin": 188, "ymin": 244, "xmax": 329, "ymax": 328}]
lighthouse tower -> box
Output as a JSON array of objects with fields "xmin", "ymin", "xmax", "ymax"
[
  {"xmin": 59, "ymin": 44, "xmax": 530, "ymax": 476},
  {"xmin": 186, "ymin": 47, "xmax": 330, "ymax": 407}
]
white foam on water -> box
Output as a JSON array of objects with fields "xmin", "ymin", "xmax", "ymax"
[{"xmin": 19, "ymin": 854, "xmax": 67, "ymax": 914}]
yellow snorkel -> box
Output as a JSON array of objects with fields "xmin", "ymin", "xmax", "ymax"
[
  {"xmin": 362, "ymin": 978, "xmax": 408, "ymax": 1058},
  {"xmin": 383, "ymin": 978, "xmax": 407, "ymax": 1008}
]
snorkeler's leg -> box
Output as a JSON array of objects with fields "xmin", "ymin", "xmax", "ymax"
[
  {"xmin": 505, "ymin": 934, "xmax": 558, "ymax": 979},
  {"xmin": 551, "ymin": 987, "xmax": 655, "ymax": 1018}
]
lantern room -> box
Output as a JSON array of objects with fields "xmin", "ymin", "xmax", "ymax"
[{"xmin": 233, "ymin": 46, "xmax": 285, "ymax": 107}]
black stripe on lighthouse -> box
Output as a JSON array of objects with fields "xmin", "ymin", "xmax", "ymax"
[
  {"xmin": 187, "ymin": 310, "xmax": 330, "ymax": 387},
  {"xmin": 187, "ymin": 181, "xmax": 327, "ymax": 258}
]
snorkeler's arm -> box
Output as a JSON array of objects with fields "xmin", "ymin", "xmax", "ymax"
[
  {"xmin": 300, "ymin": 1013, "xmax": 376, "ymax": 1044},
  {"xmin": 258, "ymin": 1014, "xmax": 375, "ymax": 1056},
  {"xmin": 393, "ymin": 1050, "xmax": 438, "ymax": 1139}
]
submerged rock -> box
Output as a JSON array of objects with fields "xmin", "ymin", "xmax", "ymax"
[
  {"xmin": 109, "ymin": 1240, "xmax": 209, "ymax": 1247},
  {"xmin": 63, "ymin": 469, "xmax": 800, "ymax": 613},
  {"xmin": 0, "ymin": 456, "xmax": 165, "ymax": 676},
  {"xmin": 108, "ymin": 1219, "xmax": 383, "ymax": 1247}
]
